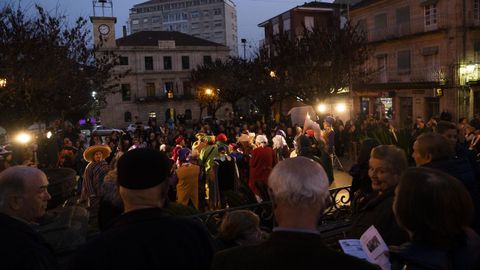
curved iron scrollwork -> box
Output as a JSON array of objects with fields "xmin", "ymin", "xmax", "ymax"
[
  {"xmin": 189, "ymin": 201, "xmax": 274, "ymax": 234},
  {"xmin": 188, "ymin": 186, "xmax": 353, "ymax": 235}
]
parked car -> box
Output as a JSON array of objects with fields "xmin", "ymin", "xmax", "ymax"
[
  {"xmin": 126, "ymin": 123, "xmax": 152, "ymax": 134},
  {"xmin": 92, "ymin": 125, "xmax": 123, "ymax": 136}
]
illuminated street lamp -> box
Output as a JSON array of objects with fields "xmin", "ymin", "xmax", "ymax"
[
  {"xmin": 46, "ymin": 131, "xmax": 53, "ymax": 139},
  {"xmin": 317, "ymin": 104, "xmax": 327, "ymax": 113},
  {"xmin": 0, "ymin": 78, "xmax": 6, "ymax": 88},
  {"xmin": 205, "ymin": 88, "xmax": 214, "ymax": 96},
  {"xmin": 269, "ymin": 70, "xmax": 277, "ymax": 78},
  {"xmin": 335, "ymin": 103, "xmax": 347, "ymax": 113},
  {"xmin": 15, "ymin": 132, "xmax": 32, "ymax": 144}
]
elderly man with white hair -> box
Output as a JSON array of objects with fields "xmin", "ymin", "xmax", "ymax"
[
  {"xmin": 213, "ymin": 157, "xmax": 377, "ymax": 270},
  {"xmin": 248, "ymin": 134, "xmax": 276, "ymax": 197}
]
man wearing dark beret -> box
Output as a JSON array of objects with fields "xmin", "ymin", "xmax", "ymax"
[{"xmin": 68, "ymin": 148, "xmax": 214, "ymax": 270}]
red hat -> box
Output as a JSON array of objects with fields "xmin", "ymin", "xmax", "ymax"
[
  {"xmin": 305, "ymin": 130, "xmax": 315, "ymax": 137},
  {"xmin": 216, "ymin": 133, "xmax": 227, "ymax": 142},
  {"xmin": 175, "ymin": 136, "xmax": 185, "ymax": 144}
]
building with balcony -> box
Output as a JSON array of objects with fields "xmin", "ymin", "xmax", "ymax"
[
  {"xmin": 128, "ymin": 0, "xmax": 238, "ymax": 56},
  {"xmin": 258, "ymin": 1, "xmax": 343, "ymax": 48},
  {"xmin": 258, "ymin": 2, "xmax": 348, "ymax": 119},
  {"xmin": 91, "ymin": 14, "xmax": 230, "ymax": 127},
  {"xmin": 350, "ymin": 0, "xmax": 480, "ymax": 127}
]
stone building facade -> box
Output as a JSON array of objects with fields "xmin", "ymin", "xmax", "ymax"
[
  {"xmin": 128, "ymin": 0, "xmax": 238, "ymax": 56},
  {"xmin": 350, "ymin": 0, "xmax": 480, "ymax": 127},
  {"xmin": 91, "ymin": 15, "xmax": 230, "ymax": 128}
]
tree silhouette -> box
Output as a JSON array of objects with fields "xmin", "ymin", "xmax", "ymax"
[{"xmin": 0, "ymin": 4, "xmax": 119, "ymax": 130}]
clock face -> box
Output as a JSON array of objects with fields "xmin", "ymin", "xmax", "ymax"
[{"xmin": 98, "ymin": 24, "xmax": 110, "ymax": 35}]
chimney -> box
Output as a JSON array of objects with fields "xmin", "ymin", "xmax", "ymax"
[{"xmin": 123, "ymin": 25, "xmax": 127, "ymax": 38}]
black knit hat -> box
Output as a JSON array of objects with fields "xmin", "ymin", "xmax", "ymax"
[{"xmin": 117, "ymin": 148, "xmax": 173, "ymax": 190}]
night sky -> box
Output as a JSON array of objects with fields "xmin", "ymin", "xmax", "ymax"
[{"xmin": 12, "ymin": 0, "xmax": 332, "ymax": 55}]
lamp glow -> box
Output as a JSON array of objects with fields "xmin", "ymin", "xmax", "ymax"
[
  {"xmin": 335, "ymin": 103, "xmax": 347, "ymax": 113},
  {"xmin": 269, "ymin": 71, "xmax": 276, "ymax": 78},
  {"xmin": 0, "ymin": 78, "xmax": 6, "ymax": 88},
  {"xmin": 15, "ymin": 132, "xmax": 32, "ymax": 144},
  {"xmin": 205, "ymin": 88, "xmax": 213, "ymax": 95},
  {"xmin": 317, "ymin": 104, "xmax": 327, "ymax": 113},
  {"xmin": 466, "ymin": 64, "xmax": 476, "ymax": 73},
  {"xmin": 46, "ymin": 131, "xmax": 53, "ymax": 139}
]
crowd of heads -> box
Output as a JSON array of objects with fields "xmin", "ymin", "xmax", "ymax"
[{"xmin": 1, "ymin": 112, "xmax": 480, "ymax": 269}]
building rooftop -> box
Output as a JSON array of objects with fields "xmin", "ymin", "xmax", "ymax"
[
  {"xmin": 350, "ymin": 0, "xmax": 380, "ymax": 9},
  {"xmin": 258, "ymin": 1, "xmax": 342, "ymax": 27},
  {"xmin": 133, "ymin": 0, "xmax": 168, "ymax": 8},
  {"xmin": 116, "ymin": 31, "xmax": 227, "ymax": 47}
]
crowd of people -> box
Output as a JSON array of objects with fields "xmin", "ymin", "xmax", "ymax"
[{"xmin": 1, "ymin": 112, "xmax": 480, "ymax": 270}]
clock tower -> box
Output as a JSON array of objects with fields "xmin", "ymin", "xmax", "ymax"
[{"xmin": 90, "ymin": 0, "xmax": 116, "ymax": 49}]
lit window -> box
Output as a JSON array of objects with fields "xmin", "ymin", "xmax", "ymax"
[
  {"xmin": 304, "ymin": 16, "xmax": 314, "ymax": 31},
  {"xmin": 149, "ymin": 112, "xmax": 157, "ymax": 118}
]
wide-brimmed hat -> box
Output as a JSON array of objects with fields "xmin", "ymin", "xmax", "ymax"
[{"xmin": 83, "ymin": 144, "xmax": 111, "ymax": 162}]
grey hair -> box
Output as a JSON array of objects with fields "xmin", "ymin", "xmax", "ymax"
[
  {"xmin": 268, "ymin": 157, "xmax": 330, "ymax": 208},
  {"xmin": 0, "ymin": 166, "xmax": 41, "ymax": 209},
  {"xmin": 371, "ymin": 145, "xmax": 408, "ymax": 176}
]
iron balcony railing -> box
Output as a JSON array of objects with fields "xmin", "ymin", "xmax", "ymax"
[
  {"xmin": 363, "ymin": 14, "xmax": 447, "ymax": 43},
  {"xmin": 134, "ymin": 93, "xmax": 195, "ymax": 103},
  {"xmin": 367, "ymin": 66, "xmax": 450, "ymax": 84}
]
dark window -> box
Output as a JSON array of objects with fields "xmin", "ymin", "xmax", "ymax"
[
  {"xmin": 474, "ymin": 91, "xmax": 480, "ymax": 115},
  {"xmin": 397, "ymin": 50, "xmax": 411, "ymax": 73},
  {"xmin": 374, "ymin": 13, "xmax": 387, "ymax": 40},
  {"xmin": 164, "ymin": 56, "xmax": 172, "ymax": 70},
  {"xmin": 121, "ymin": 84, "xmax": 131, "ymax": 101},
  {"xmin": 119, "ymin": 56, "xmax": 129, "ymax": 65},
  {"xmin": 425, "ymin": 97, "xmax": 440, "ymax": 120},
  {"xmin": 396, "ymin": 7, "xmax": 410, "ymax": 35},
  {"xmin": 146, "ymin": 82, "xmax": 155, "ymax": 96},
  {"xmin": 475, "ymin": 0, "xmax": 480, "ymax": 20},
  {"xmin": 183, "ymin": 81, "xmax": 192, "ymax": 96},
  {"xmin": 124, "ymin": 111, "xmax": 132, "ymax": 122},
  {"xmin": 203, "ymin": 55, "xmax": 212, "ymax": 65},
  {"xmin": 182, "ymin": 56, "xmax": 190, "ymax": 69},
  {"xmin": 164, "ymin": 81, "xmax": 174, "ymax": 95},
  {"xmin": 145, "ymin": 56, "xmax": 153, "ymax": 70},
  {"xmin": 357, "ymin": 19, "xmax": 367, "ymax": 36},
  {"xmin": 185, "ymin": 109, "xmax": 192, "ymax": 120}
]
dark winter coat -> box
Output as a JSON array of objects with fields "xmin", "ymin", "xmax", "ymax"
[
  {"xmin": 424, "ymin": 158, "xmax": 480, "ymax": 233},
  {"xmin": 68, "ymin": 208, "xmax": 213, "ymax": 270},
  {"xmin": 349, "ymin": 187, "xmax": 409, "ymax": 246},
  {"xmin": 390, "ymin": 229, "xmax": 480, "ymax": 270},
  {"xmin": 212, "ymin": 231, "xmax": 378, "ymax": 270},
  {"xmin": 0, "ymin": 213, "xmax": 59, "ymax": 270}
]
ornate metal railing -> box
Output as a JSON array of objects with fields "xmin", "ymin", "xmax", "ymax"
[{"xmin": 189, "ymin": 186, "xmax": 354, "ymax": 236}]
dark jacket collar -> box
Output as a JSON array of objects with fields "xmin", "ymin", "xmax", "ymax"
[
  {"xmin": 106, "ymin": 207, "xmax": 168, "ymax": 230},
  {"xmin": 360, "ymin": 187, "xmax": 395, "ymax": 210}
]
